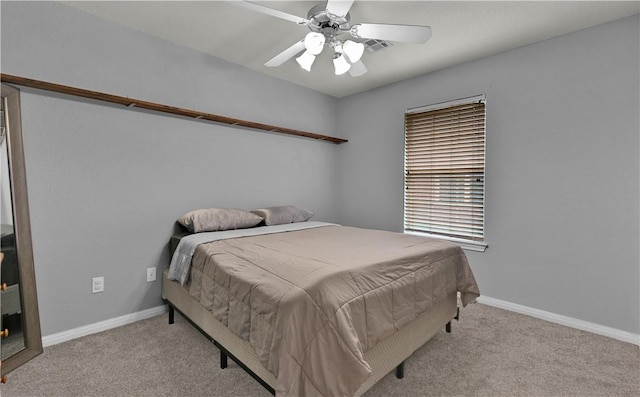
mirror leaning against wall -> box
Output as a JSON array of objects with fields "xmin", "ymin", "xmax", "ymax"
[{"xmin": 1, "ymin": 83, "xmax": 42, "ymax": 381}]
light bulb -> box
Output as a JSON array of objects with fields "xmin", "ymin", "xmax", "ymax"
[
  {"xmin": 304, "ymin": 32, "xmax": 325, "ymax": 56},
  {"xmin": 333, "ymin": 54, "xmax": 351, "ymax": 75},
  {"xmin": 342, "ymin": 40, "xmax": 365, "ymax": 63},
  {"xmin": 296, "ymin": 50, "xmax": 316, "ymax": 72}
]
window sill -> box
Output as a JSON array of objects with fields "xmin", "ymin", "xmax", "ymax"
[{"xmin": 404, "ymin": 230, "xmax": 488, "ymax": 252}]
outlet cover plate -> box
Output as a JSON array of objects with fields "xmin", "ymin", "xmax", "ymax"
[
  {"xmin": 92, "ymin": 276, "xmax": 104, "ymax": 293},
  {"xmin": 147, "ymin": 268, "xmax": 156, "ymax": 282}
]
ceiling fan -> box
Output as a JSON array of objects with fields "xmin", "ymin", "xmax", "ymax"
[{"xmin": 227, "ymin": 0, "xmax": 432, "ymax": 77}]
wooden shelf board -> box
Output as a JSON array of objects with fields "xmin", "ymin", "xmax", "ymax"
[{"xmin": 0, "ymin": 74, "xmax": 347, "ymax": 144}]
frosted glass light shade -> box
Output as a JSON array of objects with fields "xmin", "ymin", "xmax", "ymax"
[
  {"xmin": 296, "ymin": 50, "xmax": 316, "ymax": 72},
  {"xmin": 304, "ymin": 32, "xmax": 326, "ymax": 55},
  {"xmin": 333, "ymin": 54, "xmax": 351, "ymax": 75},
  {"xmin": 342, "ymin": 40, "xmax": 365, "ymax": 63},
  {"xmin": 348, "ymin": 59, "xmax": 368, "ymax": 77}
]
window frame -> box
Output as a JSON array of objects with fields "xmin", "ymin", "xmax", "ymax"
[{"xmin": 403, "ymin": 94, "xmax": 488, "ymax": 252}]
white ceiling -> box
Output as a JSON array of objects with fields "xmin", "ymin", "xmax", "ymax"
[{"xmin": 61, "ymin": 1, "xmax": 639, "ymax": 98}]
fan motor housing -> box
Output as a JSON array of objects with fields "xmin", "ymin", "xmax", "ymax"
[{"xmin": 306, "ymin": 3, "xmax": 351, "ymax": 37}]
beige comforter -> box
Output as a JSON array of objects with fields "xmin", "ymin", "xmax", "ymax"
[{"xmin": 186, "ymin": 225, "xmax": 479, "ymax": 396}]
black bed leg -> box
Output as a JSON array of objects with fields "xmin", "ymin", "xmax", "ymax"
[
  {"xmin": 220, "ymin": 350, "xmax": 228, "ymax": 369},
  {"xmin": 396, "ymin": 361, "xmax": 405, "ymax": 379},
  {"xmin": 446, "ymin": 307, "xmax": 460, "ymax": 333},
  {"xmin": 168, "ymin": 305, "xmax": 175, "ymax": 325}
]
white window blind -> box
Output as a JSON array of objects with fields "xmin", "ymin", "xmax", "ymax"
[{"xmin": 404, "ymin": 97, "xmax": 486, "ymax": 242}]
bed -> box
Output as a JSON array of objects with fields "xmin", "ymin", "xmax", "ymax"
[{"xmin": 162, "ymin": 218, "xmax": 479, "ymax": 397}]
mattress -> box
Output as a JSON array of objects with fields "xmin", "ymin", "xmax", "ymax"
[{"xmin": 166, "ymin": 223, "xmax": 479, "ymax": 396}]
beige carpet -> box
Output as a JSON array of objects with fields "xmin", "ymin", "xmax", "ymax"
[{"xmin": 1, "ymin": 303, "xmax": 638, "ymax": 396}]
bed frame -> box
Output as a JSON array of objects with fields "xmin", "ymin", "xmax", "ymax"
[{"xmin": 162, "ymin": 268, "xmax": 459, "ymax": 396}]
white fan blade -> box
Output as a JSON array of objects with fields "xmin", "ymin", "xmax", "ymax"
[
  {"xmin": 350, "ymin": 23, "xmax": 432, "ymax": 43},
  {"xmin": 265, "ymin": 39, "xmax": 306, "ymax": 67},
  {"xmin": 326, "ymin": 0, "xmax": 355, "ymax": 18},
  {"xmin": 226, "ymin": 1, "xmax": 308, "ymax": 25},
  {"xmin": 348, "ymin": 60, "xmax": 367, "ymax": 77}
]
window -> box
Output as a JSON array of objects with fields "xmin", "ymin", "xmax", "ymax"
[{"xmin": 404, "ymin": 95, "xmax": 486, "ymax": 250}]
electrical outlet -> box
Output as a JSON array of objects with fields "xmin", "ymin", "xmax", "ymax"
[
  {"xmin": 147, "ymin": 267, "xmax": 156, "ymax": 282},
  {"xmin": 92, "ymin": 276, "xmax": 104, "ymax": 293}
]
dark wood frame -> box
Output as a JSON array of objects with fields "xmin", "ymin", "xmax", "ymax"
[{"xmin": 1, "ymin": 83, "xmax": 43, "ymax": 376}]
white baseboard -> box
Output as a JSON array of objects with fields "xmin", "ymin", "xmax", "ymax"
[
  {"xmin": 41, "ymin": 298, "xmax": 639, "ymax": 348},
  {"xmin": 477, "ymin": 296, "xmax": 640, "ymax": 347},
  {"xmin": 42, "ymin": 305, "xmax": 167, "ymax": 347}
]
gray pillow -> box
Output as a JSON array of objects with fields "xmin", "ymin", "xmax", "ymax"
[
  {"xmin": 252, "ymin": 206, "xmax": 314, "ymax": 226},
  {"xmin": 178, "ymin": 208, "xmax": 263, "ymax": 233}
]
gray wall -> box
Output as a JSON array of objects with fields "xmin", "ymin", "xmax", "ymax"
[
  {"xmin": 2, "ymin": 1, "xmax": 638, "ymax": 338},
  {"xmin": 336, "ymin": 15, "xmax": 640, "ymax": 334},
  {"xmin": 1, "ymin": 1, "xmax": 340, "ymax": 335}
]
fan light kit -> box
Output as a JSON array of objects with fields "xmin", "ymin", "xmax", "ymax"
[{"xmin": 228, "ymin": 0, "xmax": 432, "ymax": 77}]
